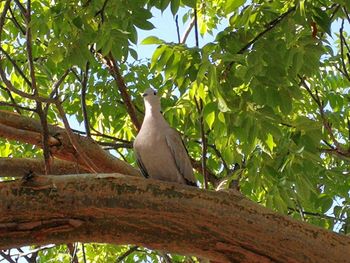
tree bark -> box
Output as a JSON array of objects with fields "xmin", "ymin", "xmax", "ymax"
[
  {"xmin": 0, "ymin": 158, "xmax": 90, "ymax": 177},
  {"xmin": 0, "ymin": 173, "xmax": 349, "ymax": 263},
  {"xmin": 0, "ymin": 110, "xmax": 139, "ymax": 176}
]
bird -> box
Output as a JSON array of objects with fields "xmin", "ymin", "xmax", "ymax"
[{"xmin": 133, "ymin": 88, "xmax": 197, "ymax": 186}]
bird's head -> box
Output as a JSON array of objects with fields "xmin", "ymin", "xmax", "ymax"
[{"xmin": 142, "ymin": 88, "xmax": 160, "ymax": 112}]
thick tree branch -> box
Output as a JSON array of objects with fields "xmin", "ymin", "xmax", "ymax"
[
  {"xmin": 0, "ymin": 158, "xmax": 90, "ymax": 177},
  {"xmin": 0, "ymin": 174, "xmax": 349, "ymax": 262},
  {"xmin": 0, "ymin": 110, "xmax": 140, "ymax": 176}
]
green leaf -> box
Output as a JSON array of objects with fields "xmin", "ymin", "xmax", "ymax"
[
  {"xmin": 171, "ymin": 0, "xmax": 180, "ymax": 15},
  {"xmin": 141, "ymin": 36, "xmax": 164, "ymax": 45},
  {"xmin": 224, "ymin": 0, "xmax": 246, "ymax": 15},
  {"xmin": 265, "ymin": 133, "xmax": 276, "ymax": 152}
]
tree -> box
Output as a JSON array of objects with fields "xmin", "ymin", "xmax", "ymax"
[{"xmin": 0, "ymin": 0, "xmax": 350, "ymax": 262}]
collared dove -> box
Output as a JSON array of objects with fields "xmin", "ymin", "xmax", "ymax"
[{"xmin": 133, "ymin": 88, "xmax": 197, "ymax": 186}]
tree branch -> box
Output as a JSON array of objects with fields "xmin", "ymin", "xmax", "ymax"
[
  {"xmin": 299, "ymin": 76, "xmax": 346, "ymax": 154},
  {"xmin": 81, "ymin": 63, "xmax": 91, "ymax": 137},
  {"xmin": 0, "ymin": 110, "xmax": 140, "ymax": 176},
  {"xmin": 0, "ymin": 174, "xmax": 349, "ymax": 262},
  {"xmin": 194, "ymin": 98, "xmax": 208, "ymax": 189},
  {"xmin": 103, "ymin": 55, "xmax": 141, "ymax": 131},
  {"xmin": 0, "ymin": 158, "xmax": 90, "ymax": 177},
  {"xmin": 55, "ymin": 102, "xmax": 99, "ymax": 173},
  {"xmin": 223, "ymin": 6, "xmax": 296, "ymax": 77},
  {"xmin": 181, "ymin": 17, "xmax": 195, "ymax": 44},
  {"xmin": 0, "ymin": 46, "xmax": 32, "ymax": 87}
]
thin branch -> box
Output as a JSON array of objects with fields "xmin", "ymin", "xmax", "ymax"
[
  {"xmin": 13, "ymin": 0, "xmax": 27, "ymax": 17},
  {"xmin": 343, "ymin": 7, "xmax": 350, "ymax": 25},
  {"xmin": 67, "ymin": 243, "xmax": 78, "ymax": 263},
  {"xmin": 49, "ymin": 69, "xmax": 71, "ymax": 99},
  {"xmin": 8, "ymin": 6, "xmax": 25, "ymax": 34},
  {"xmin": 82, "ymin": 243, "xmax": 87, "ymax": 263},
  {"xmin": 299, "ymin": 76, "xmax": 344, "ymax": 152},
  {"xmin": 103, "ymin": 54, "xmax": 141, "ymax": 131},
  {"xmin": 0, "ymin": 0, "xmax": 11, "ymax": 41},
  {"xmin": 180, "ymin": 17, "xmax": 195, "ymax": 44},
  {"xmin": 193, "ymin": 8, "xmax": 199, "ymax": 47},
  {"xmin": 24, "ymin": 0, "xmax": 51, "ymax": 174},
  {"xmin": 98, "ymin": 141, "xmax": 133, "ymax": 149},
  {"xmin": 81, "ymin": 62, "xmax": 91, "ymax": 137},
  {"xmin": 95, "ymin": 0, "xmax": 110, "ymax": 23},
  {"xmin": 0, "ymin": 251, "xmax": 15, "ymax": 263},
  {"xmin": 90, "ymin": 126, "xmax": 131, "ymax": 143},
  {"xmin": 0, "ymin": 101, "xmax": 35, "ymax": 112},
  {"xmin": 0, "ymin": 85, "xmax": 22, "ymax": 114},
  {"xmin": 175, "ymin": 15, "xmax": 180, "ymax": 43},
  {"xmin": 116, "ymin": 246, "xmax": 139, "ymax": 262},
  {"xmin": 0, "ymin": 64, "xmax": 56, "ymax": 103},
  {"xmin": 9, "ymin": 245, "xmax": 56, "ymax": 259},
  {"xmin": 223, "ymin": 6, "xmax": 296, "ymax": 77},
  {"xmin": 55, "ymin": 101, "xmax": 99, "ymax": 173},
  {"xmin": 339, "ymin": 20, "xmax": 350, "ymax": 82},
  {"xmin": 0, "ymin": 46, "xmax": 32, "ymax": 86},
  {"xmin": 194, "ymin": 97, "xmax": 208, "ymax": 189}
]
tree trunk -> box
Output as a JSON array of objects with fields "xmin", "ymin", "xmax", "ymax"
[{"xmin": 0, "ymin": 173, "xmax": 349, "ymax": 262}]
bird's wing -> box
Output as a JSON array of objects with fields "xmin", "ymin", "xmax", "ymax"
[
  {"xmin": 165, "ymin": 129, "xmax": 196, "ymax": 186},
  {"xmin": 134, "ymin": 149, "xmax": 149, "ymax": 178}
]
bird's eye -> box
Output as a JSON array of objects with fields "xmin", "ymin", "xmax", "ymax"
[
  {"xmin": 142, "ymin": 93, "xmax": 148, "ymax": 97},
  {"xmin": 153, "ymin": 91, "xmax": 157, "ymax": 95}
]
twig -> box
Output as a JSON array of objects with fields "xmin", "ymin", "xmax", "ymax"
[
  {"xmin": 82, "ymin": 243, "xmax": 87, "ymax": 263},
  {"xmin": 0, "ymin": 46, "xmax": 31, "ymax": 86},
  {"xmin": 49, "ymin": 69, "xmax": 71, "ymax": 99},
  {"xmin": 0, "ymin": 101, "xmax": 35, "ymax": 112},
  {"xmin": 13, "ymin": 0, "xmax": 27, "ymax": 16},
  {"xmin": 343, "ymin": 7, "xmax": 350, "ymax": 25},
  {"xmin": 95, "ymin": 0, "xmax": 110, "ymax": 22},
  {"xmin": 0, "ymin": 65, "xmax": 56, "ymax": 103},
  {"xmin": 299, "ymin": 76, "xmax": 343, "ymax": 149},
  {"xmin": 223, "ymin": 6, "xmax": 296, "ymax": 77},
  {"xmin": 194, "ymin": 7, "xmax": 199, "ymax": 47},
  {"xmin": 194, "ymin": 97, "xmax": 208, "ymax": 189},
  {"xmin": 0, "ymin": 0, "xmax": 11, "ymax": 41},
  {"xmin": 0, "ymin": 85, "xmax": 22, "ymax": 114},
  {"xmin": 9, "ymin": 245, "xmax": 56, "ymax": 259},
  {"xmin": 0, "ymin": 251, "xmax": 15, "ymax": 263},
  {"xmin": 339, "ymin": 20, "xmax": 350, "ymax": 82},
  {"xmin": 180, "ymin": 17, "xmax": 195, "ymax": 44},
  {"xmin": 116, "ymin": 246, "xmax": 139, "ymax": 262},
  {"xmin": 81, "ymin": 62, "xmax": 91, "ymax": 137},
  {"xmin": 55, "ymin": 101, "xmax": 99, "ymax": 173},
  {"xmin": 104, "ymin": 54, "xmax": 141, "ymax": 131},
  {"xmin": 90, "ymin": 126, "xmax": 131, "ymax": 143},
  {"xmin": 98, "ymin": 141, "xmax": 133, "ymax": 149},
  {"xmin": 175, "ymin": 15, "xmax": 180, "ymax": 43},
  {"xmin": 67, "ymin": 243, "xmax": 79, "ymax": 263},
  {"xmin": 8, "ymin": 6, "xmax": 25, "ymax": 34},
  {"xmin": 15, "ymin": 247, "xmax": 34, "ymax": 263}
]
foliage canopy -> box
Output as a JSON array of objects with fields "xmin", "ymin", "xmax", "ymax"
[{"xmin": 1, "ymin": 0, "xmax": 350, "ymax": 261}]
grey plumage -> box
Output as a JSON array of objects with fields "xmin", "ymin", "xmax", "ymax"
[{"xmin": 133, "ymin": 88, "xmax": 196, "ymax": 186}]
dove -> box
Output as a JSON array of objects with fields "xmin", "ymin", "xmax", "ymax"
[{"xmin": 133, "ymin": 88, "xmax": 197, "ymax": 186}]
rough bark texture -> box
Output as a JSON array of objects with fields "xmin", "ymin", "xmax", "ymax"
[
  {"xmin": 0, "ymin": 173, "xmax": 349, "ymax": 263},
  {"xmin": 0, "ymin": 110, "xmax": 139, "ymax": 176},
  {"xmin": 0, "ymin": 157, "xmax": 90, "ymax": 177}
]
